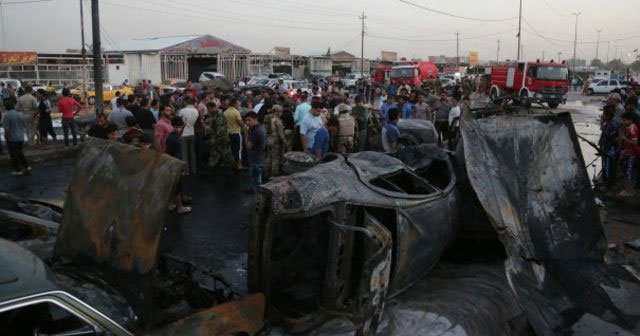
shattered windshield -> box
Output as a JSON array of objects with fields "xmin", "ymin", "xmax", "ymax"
[
  {"xmin": 391, "ymin": 68, "xmax": 415, "ymax": 78},
  {"xmin": 536, "ymin": 66, "xmax": 568, "ymax": 81}
]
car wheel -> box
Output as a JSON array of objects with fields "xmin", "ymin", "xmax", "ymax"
[
  {"xmin": 548, "ymin": 102, "xmax": 559, "ymax": 108},
  {"xmin": 587, "ymin": 88, "xmax": 594, "ymax": 95},
  {"xmin": 87, "ymin": 96, "xmax": 96, "ymax": 105}
]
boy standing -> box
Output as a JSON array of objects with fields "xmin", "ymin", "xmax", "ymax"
[
  {"xmin": 166, "ymin": 116, "xmax": 192, "ymax": 214},
  {"xmin": 243, "ymin": 112, "xmax": 266, "ymax": 193}
]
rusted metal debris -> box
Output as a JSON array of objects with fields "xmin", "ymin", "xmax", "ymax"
[
  {"xmin": 249, "ymin": 145, "xmax": 459, "ymax": 334},
  {"xmin": 460, "ymin": 111, "xmax": 640, "ymax": 335}
]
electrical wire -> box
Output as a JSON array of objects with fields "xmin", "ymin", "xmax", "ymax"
[
  {"xmin": 399, "ymin": 0, "xmax": 517, "ymax": 22},
  {"xmin": 1, "ymin": 0, "xmax": 52, "ymax": 5},
  {"xmin": 542, "ymin": 0, "xmax": 567, "ymax": 17},
  {"xmin": 368, "ymin": 28, "xmax": 517, "ymax": 43}
]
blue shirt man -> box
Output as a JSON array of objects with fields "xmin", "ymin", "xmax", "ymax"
[
  {"xmin": 294, "ymin": 93, "xmax": 312, "ymax": 125},
  {"xmin": 311, "ymin": 127, "xmax": 329, "ymax": 159},
  {"xmin": 380, "ymin": 98, "xmax": 397, "ymax": 124},
  {"xmin": 3, "ymin": 108, "xmax": 26, "ymax": 142},
  {"xmin": 402, "ymin": 101, "xmax": 414, "ymax": 119}
]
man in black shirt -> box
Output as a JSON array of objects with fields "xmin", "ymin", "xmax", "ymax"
[
  {"xmin": 87, "ymin": 113, "xmax": 109, "ymax": 139},
  {"xmin": 134, "ymin": 97, "xmax": 156, "ymax": 142}
]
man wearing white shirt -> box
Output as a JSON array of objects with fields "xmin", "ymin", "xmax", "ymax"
[
  {"xmin": 447, "ymin": 97, "xmax": 461, "ymax": 151},
  {"xmin": 178, "ymin": 96, "xmax": 200, "ymax": 175},
  {"xmin": 110, "ymin": 91, "xmax": 121, "ymax": 111}
]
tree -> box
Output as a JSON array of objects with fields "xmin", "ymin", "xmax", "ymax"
[
  {"xmin": 631, "ymin": 60, "xmax": 640, "ymax": 72},
  {"xmin": 607, "ymin": 59, "xmax": 626, "ymax": 73},
  {"xmin": 591, "ymin": 58, "xmax": 605, "ymax": 69}
]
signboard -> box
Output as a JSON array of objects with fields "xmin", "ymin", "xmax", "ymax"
[
  {"xmin": 274, "ymin": 47, "xmax": 290, "ymax": 56},
  {"xmin": 469, "ymin": 51, "xmax": 479, "ymax": 66},
  {"xmin": 0, "ymin": 51, "xmax": 38, "ymax": 64},
  {"xmin": 381, "ymin": 51, "xmax": 397, "ymax": 62}
]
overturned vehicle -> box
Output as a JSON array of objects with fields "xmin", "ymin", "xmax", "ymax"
[
  {"xmin": 249, "ymin": 145, "xmax": 459, "ymax": 333},
  {"xmin": 250, "ymin": 107, "xmax": 640, "ymax": 335},
  {"xmin": 0, "ymin": 139, "xmax": 264, "ymax": 336}
]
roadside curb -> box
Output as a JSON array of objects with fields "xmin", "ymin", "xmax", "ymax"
[{"xmin": 0, "ymin": 146, "xmax": 78, "ymax": 168}]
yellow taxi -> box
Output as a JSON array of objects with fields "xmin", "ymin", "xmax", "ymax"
[{"xmin": 70, "ymin": 83, "xmax": 134, "ymax": 105}]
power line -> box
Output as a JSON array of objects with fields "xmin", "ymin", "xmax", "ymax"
[
  {"xmin": 368, "ymin": 28, "xmax": 517, "ymax": 42},
  {"xmin": 399, "ymin": 0, "xmax": 517, "ymax": 22},
  {"xmin": 542, "ymin": 0, "xmax": 567, "ymax": 17},
  {"xmin": 2, "ymin": 0, "xmax": 52, "ymax": 4}
]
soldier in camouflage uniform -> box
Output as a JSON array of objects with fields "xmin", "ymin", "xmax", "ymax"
[
  {"xmin": 264, "ymin": 105, "xmax": 287, "ymax": 177},
  {"xmin": 336, "ymin": 103, "xmax": 357, "ymax": 155},
  {"xmin": 206, "ymin": 101, "xmax": 235, "ymax": 169}
]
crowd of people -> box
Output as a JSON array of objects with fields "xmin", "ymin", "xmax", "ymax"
[{"xmin": 598, "ymin": 91, "xmax": 640, "ymax": 197}]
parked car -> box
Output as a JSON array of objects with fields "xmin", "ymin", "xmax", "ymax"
[
  {"xmin": 341, "ymin": 73, "xmax": 364, "ymax": 88},
  {"xmin": 198, "ymin": 71, "xmax": 225, "ymax": 82},
  {"xmin": 586, "ymin": 79, "xmax": 625, "ymax": 95},
  {"xmin": 268, "ymin": 73, "xmax": 293, "ymax": 80},
  {"xmin": 0, "ymin": 78, "xmax": 21, "ymax": 90},
  {"xmin": 70, "ymin": 83, "xmax": 134, "ymax": 105}
]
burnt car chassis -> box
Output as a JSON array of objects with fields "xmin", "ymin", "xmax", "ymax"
[{"xmin": 249, "ymin": 110, "xmax": 640, "ymax": 335}]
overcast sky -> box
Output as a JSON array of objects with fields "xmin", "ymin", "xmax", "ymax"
[{"xmin": 1, "ymin": 0, "xmax": 639, "ymax": 63}]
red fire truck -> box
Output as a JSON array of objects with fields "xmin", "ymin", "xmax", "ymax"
[
  {"xmin": 390, "ymin": 62, "xmax": 439, "ymax": 87},
  {"xmin": 372, "ymin": 66, "xmax": 392, "ymax": 85},
  {"xmin": 488, "ymin": 59, "xmax": 569, "ymax": 108}
]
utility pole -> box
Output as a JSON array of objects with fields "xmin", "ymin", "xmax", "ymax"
[
  {"xmin": 455, "ymin": 31, "xmax": 460, "ymax": 69},
  {"xmin": 359, "ymin": 11, "xmax": 366, "ymax": 78},
  {"xmin": 595, "ymin": 29, "xmax": 602, "ymax": 60},
  {"xmin": 521, "ymin": 44, "xmax": 525, "ymax": 61},
  {"xmin": 571, "ymin": 12, "xmax": 581, "ymax": 72},
  {"xmin": 517, "ymin": 0, "xmax": 522, "ymax": 60},
  {"xmin": 80, "ymin": 0, "xmax": 88, "ymax": 105},
  {"xmin": 91, "ymin": 0, "xmax": 103, "ymax": 116},
  {"xmin": 0, "ymin": 1, "xmax": 6, "ymax": 49},
  {"xmin": 496, "ymin": 39, "xmax": 500, "ymax": 62}
]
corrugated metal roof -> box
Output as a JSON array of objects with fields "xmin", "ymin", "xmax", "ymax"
[{"xmin": 106, "ymin": 35, "xmax": 202, "ymax": 52}]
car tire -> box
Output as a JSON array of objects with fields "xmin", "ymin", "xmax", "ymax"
[
  {"xmin": 548, "ymin": 102, "xmax": 559, "ymax": 108},
  {"xmin": 87, "ymin": 96, "xmax": 96, "ymax": 105},
  {"xmin": 587, "ymin": 88, "xmax": 594, "ymax": 95}
]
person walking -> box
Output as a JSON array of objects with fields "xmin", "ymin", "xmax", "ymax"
[
  {"xmin": 351, "ymin": 96, "xmax": 369, "ymax": 152},
  {"xmin": 165, "ymin": 116, "xmax": 192, "ymax": 215},
  {"xmin": 57, "ymin": 88, "xmax": 83, "ymax": 146},
  {"xmin": 224, "ymin": 97, "xmax": 246, "ymax": 170},
  {"xmin": 2, "ymin": 99, "xmax": 31, "ymax": 175},
  {"xmin": 15, "ymin": 85, "xmax": 39, "ymax": 146},
  {"xmin": 243, "ymin": 112, "xmax": 267, "ymax": 193},
  {"xmin": 434, "ymin": 93, "xmax": 451, "ymax": 147},
  {"xmin": 36, "ymin": 89, "xmax": 56, "ymax": 145},
  {"xmin": 178, "ymin": 96, "xmax": 199, "ymax": 175}
]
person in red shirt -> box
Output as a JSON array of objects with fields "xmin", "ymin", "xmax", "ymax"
[
  {"xmin": 618, "ymin": 112, "xmax": 640, "ymax": 197},
  {"xmin": 57, "ymin": 88, "xmax": 83, "ymax": 146},
  {"xmin": 154, "ymin": 104, "xmax": 175, "ymax": 153}
]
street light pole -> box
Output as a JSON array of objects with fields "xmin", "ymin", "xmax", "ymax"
[
  {"xmin": 595, "ymin": 29, "xmax": 602, "ymax": 60},
  {"xmin": 571, "ymin": 12, "xmax": 581, "ymax": 72},
  {"xmin": 91, "ymin": 0, "xmax": 103, "ymax": 116},
  {"xmin": 80, "ymin": 0, "xmax": 88, "ymax": 106},
  {"xmin": 517, "ymin": 0, "xmax": 522, "ymax": 60}
]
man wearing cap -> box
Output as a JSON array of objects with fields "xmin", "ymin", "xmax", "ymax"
[
  {"xmin": 336, "ymin": 103, "xmax": 357, "ymax": 155},
  {"xmin": 15, "ymin": 85, "xmax": 39, "ymax": 145}
]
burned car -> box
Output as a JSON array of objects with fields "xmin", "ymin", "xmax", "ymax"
[
  {"xmin": 249, "ymin": 145, "xmax": 459, "ymax": 333},
  {"xmin": 0, "ymin": 139, "xmax": 265, "ymax": 336}
]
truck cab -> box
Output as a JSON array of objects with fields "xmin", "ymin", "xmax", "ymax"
[
  {"xmin": 489, "ymin": 60, "xmax": 569, "ymax": 108},
  {"xmin": 390, "ymin": 62, "xmax": 439, "ymax": 87}
]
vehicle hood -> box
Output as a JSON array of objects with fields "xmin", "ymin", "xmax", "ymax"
[{"xmin": 54, "ymin": 138, "xmax": 185, "ymax": 274}]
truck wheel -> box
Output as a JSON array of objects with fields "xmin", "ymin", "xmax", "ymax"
[
  {"xmin": 587, "ymin": 88, "xmax": 594, "ymax": 95},
  {"xmin": 548, "ymin": 102, "xmax": 559, "ymax": 108},
  {"xmin": 520, "ymin": 92, "xmax": 531, "ymax": 108},
  {"xmin": 87, "ymin": 96, "xmax": 96, "ymax": 105},
  {"xmin": 490, "ymin": 88, "xmax": 498, "ymax": 102}
]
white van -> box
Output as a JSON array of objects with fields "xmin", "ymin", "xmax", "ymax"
[
  {"xmin": 0, "ymin": 78, "xmax": 22, "ymax": 89},
  {"xmin": 198, "ymin": 72, "xmax": 225, "ymax": 82}
]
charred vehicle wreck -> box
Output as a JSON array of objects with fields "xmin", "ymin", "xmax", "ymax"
[
  {"xmin": 249, "ymin": 144, "xmax": 460, "ymax": 333},
  {"xmin": 250, "ymin": 106, "xmax": 640, "ymax": 335},
  {"xmin": 0, "ymin": 139, "xmax": 264, "ymax": 336}
]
